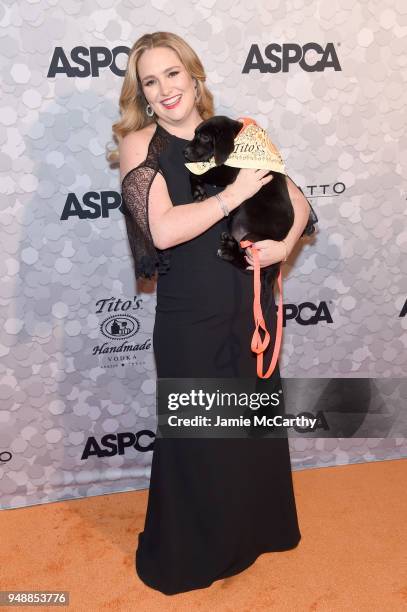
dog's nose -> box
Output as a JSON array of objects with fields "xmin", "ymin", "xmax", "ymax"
[{"xmin": 182, "ymin": 147, "xmax": 194, "ymax": 161}]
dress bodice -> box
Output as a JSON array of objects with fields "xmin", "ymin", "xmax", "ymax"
[{"xmin": 154, "ymin": 122, "xmax": 255, "ymax": 318}]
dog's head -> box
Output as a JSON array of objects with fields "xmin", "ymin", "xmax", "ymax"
[{"xmin": 182, "ymin": 115, "xmax": 243, "ymax": 166}]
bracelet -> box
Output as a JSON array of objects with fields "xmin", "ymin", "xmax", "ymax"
[
  {"xmin": 214, "ymin": 192, "xmax": 229, "ymax": 217},
  {"xmin": 281, "ymin": 239, "xmax": 289, "ymax": 262}
]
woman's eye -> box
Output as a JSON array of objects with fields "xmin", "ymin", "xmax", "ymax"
[{"xmin": 145, "ymin": 71, "xmax": 179, "ymax": 87}]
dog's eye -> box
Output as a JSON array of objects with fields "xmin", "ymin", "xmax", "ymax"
[{"xmin": 200, "ymin": 134, "xmax": 211, "ymax": 142}]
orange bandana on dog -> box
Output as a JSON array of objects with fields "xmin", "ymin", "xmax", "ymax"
[{"xmin": 185, "ymin": 116, "xmax": 286, "ymax": 176}]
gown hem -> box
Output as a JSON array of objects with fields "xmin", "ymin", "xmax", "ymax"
[{"xmin": 135, "ymin": 532, "xmax": 301, "ymax": 596}]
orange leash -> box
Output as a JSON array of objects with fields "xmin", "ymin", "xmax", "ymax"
[{"xmin": 240, "ymin": 240, "xmax": 284, "ymax": 379}]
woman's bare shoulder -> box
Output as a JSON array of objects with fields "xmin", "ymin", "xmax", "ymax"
[{"xmin": 119, "ymin": 123, "xmax": 157, "ymax": 183}]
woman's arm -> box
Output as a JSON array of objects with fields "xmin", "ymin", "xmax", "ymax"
[
  {"xmin": 148, "ymin": 172, "xmax": 240, "ymax": 250},
  {"xmin": 120, "ymin": 129, "xmax": 274, "ymax": 251},
  {"xmin": 120, "ymin": 129, "xmax": 242, "ymax": 251}
]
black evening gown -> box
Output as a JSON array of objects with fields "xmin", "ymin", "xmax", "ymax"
[{"xmin": 135, "ymin": 122, "xmax": 301, "ymax": 595}]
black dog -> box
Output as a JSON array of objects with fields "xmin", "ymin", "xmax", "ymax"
[{"xmin": 182, "ymin": 115, "xmax": 317, "ymax": 289}]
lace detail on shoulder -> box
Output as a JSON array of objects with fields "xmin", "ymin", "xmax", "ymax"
[
  {"xmin": 286, "ymin": 174, "xmax": 318, "ymax": 237},
  {"xmin": 301, "ymin": 197, "xmax": 318, "ymax": 237},
  {"xmin": 120, "ymin": 125, "xmax": 172, "ymax": 280}
]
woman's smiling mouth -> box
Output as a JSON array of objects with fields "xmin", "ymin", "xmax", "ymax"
[{"xmin": 161, "ymin": 94, "xmax": 182, "ymax": 109}]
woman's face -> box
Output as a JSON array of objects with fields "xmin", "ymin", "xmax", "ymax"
[{"xmin": 137, "ymin": 46, "xmax": 197, "ymax": 122}]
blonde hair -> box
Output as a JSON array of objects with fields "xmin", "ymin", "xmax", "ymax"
[{"xmin": 106, "ymin": 31, "xmax": 215, "ymax": 164}]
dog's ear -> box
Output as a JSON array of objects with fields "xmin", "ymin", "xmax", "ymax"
[{"xmin": 213, "ymin": 129, "xmax": 236, "ymax": 166}]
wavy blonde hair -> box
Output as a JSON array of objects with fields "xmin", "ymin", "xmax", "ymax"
[{"xmin": 106, "ymin": 31, "xmax": 215, "ymax": 164}]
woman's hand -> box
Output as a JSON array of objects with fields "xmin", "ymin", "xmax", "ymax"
[
  {"xmin": 222, "ymin": 169, "xmax": 274, "ymax": 211},
  {"xmin": 244, "ymin": 239, "xmax": 288, "ymax": 270}
]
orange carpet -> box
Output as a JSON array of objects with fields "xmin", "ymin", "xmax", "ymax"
[{"xmin": 1, "ymin": 458, "xmax": 406, "ymax": 611}]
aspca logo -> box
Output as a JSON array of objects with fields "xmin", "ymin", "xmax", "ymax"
[
  {"xmin": 61, "ymin": 191, "xmax": 123, "ymax": 219},
  {"xmin": 400, "ymin": 298, "xmax": 407, "ymax": 317},
  {"xmin": 243, "ymin": 42, "xmax": 341, "ymax": 73},
  {"xmin": 81, "ymin": 430, "xmax": 155, "ymax": 460},
  {"xmin": 101, "ymin": 315, "xmax": 140, "ymax": 340},
  {"xmin": 284, "ymin": 301, "xmax": 333, "ymax": 326},
  {"xmin": 47, "ymin": 46, "xmax": 129, "ymax": 77}
]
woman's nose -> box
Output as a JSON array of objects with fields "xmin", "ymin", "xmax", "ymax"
[{"xmin": 158, "ymin": 83, "xmax": 173, "ymax": 98}]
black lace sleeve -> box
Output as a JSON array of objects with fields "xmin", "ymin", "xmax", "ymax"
[
  {"xmin": 286, "ymin": 173, "xmax": 318, "ymax": 237},
  {"xmin": 121, "ymin": 164, "xmax": 171, "ymax": 280}
]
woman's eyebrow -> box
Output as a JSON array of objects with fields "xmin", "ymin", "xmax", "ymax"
[{"xmin": 141, "ymin": 65, "xmax": 182, "ymax": 82}]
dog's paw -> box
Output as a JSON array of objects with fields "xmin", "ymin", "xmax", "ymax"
[
  {"xmin": 217, "ymin": 246, "xmax": 234, "ymax": 261},
  {"xmin": 220, "ymin": 231, "xmax": 235, "ymax": 246},
  {"xmin": 192, "ymin": 183, "xmax": 207, "ymax": 202},
  {"xmin": 217, "ymin": 232, "xmax": 247, "ymax": 267},
  {"xmin": 218, "ymin": 232, "xmax": 235, "ymax": 260}
]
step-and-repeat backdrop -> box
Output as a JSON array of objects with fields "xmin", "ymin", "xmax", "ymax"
[{"xmin": 1, "ymin": 1, "xmax": 406, "ymax": 509}]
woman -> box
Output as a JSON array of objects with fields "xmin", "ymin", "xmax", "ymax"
[{"xmin": 110, "ymin": 31, "xmax": 313, "ymax": 595}]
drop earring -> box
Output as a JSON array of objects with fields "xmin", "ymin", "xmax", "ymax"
[{"xmin": 146, "ymin": 103, "xmax": 154, "ymax": 117}]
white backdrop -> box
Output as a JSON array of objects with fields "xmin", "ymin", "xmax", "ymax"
[{"xmin": 0, "ymin": 0, "xmax": 406, "ymax": 509}]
